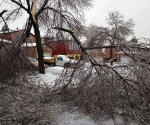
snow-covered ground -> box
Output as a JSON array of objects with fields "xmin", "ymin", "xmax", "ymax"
[
  {"xmin": 57, "ymin": 108, "xmax": 99, "ymax": 125},
  {"xmin": 38, "ymin": 66, "xmax": 64, "ymax": 85},
  {"xmin": 31, "ymin": 66, "xmax": 137, "ymax": 125},
  {"xmin": 31, "ymin": 66, "xmax": 119, "ymax": 125},
  {"xmin": 26, "ymin": 63, "xmax": 142, "ymax": 125}
]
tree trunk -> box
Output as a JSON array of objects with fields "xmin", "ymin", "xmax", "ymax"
[{"xmin": 32, "ymin": 22, "xmax": 45, "ymax": 74}]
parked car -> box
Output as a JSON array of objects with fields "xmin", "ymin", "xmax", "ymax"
[
  {"xmin": 28, "ymin": 57, "xmax": 39, "ymax": 70},
  {"xmin": 55, "ymin": 55, "xmax": 70, "ymax": 67},
  {"xmin": 28, "ymin": 57, "xmax": 47, "ymax": 70},
  {"xmin": 55, "ymin": 55, "xmax": 78, "ymax": 68}
]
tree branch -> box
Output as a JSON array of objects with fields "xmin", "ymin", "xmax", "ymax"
[
  {"xmin": 10, "ymin": 0, "xmax": 28, "ymax": 12},
  {"xmin": 36, "ymin": 0, "xmax": 48, "ymax": 17}
]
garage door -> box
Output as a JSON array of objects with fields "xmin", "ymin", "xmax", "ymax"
[
  {"xmin": 43, "ymin": 52, "xmax": 51, "ymax": 59},
  {"xmin": 121, "ymin": 56, "xmax": 129, "ymax": 63}
]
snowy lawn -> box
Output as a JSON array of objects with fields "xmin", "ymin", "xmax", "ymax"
[
  {"xmin": 29, "ymin": 65, "xmax": 138, "ymax": 125},
  {"xmin": 29, "ymin": 66, "xmax": 118, "ymax": 125},
  {"xmin": 34, "ymin": 66, "xmax": 100, "ymax": 125},
  {"xmin": 26, "ymin": 66, "xmax": 64, "ymax": 87},
  {"xmin": 38, "ymin": 66, "xmax": 64, "ymax": 85}
]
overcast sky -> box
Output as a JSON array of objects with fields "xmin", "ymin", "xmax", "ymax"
[
  {"xmin": 84, "ymin": 0, "xmax": 150, "ymax": 39},
  {"xmin": 0, "ymin": 0, "xmax": 150, "ymax": 39}
]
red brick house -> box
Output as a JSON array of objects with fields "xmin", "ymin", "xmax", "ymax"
[
  {"xmin": 89, "ymin": 49, "xmax": 105, "ymax": 62},
  {"xmin": 0, "ymin": 39, "xmax": 12, "ymax": 49},
  {"xmin": 85, "ymin": 46, "xmax": 137, "ymax": 63},
  {"xmin": 103, "ymin": 47, "xmax": 133, "ymax": 63},
  {"xmin": 0, "ymin": 30, "xmax": 52, "ymax": 59},
  {"xmin": 103, "ymin": 44, "xmax": 150, "ymax": 63},
  {"xmin": 22, "ymin": 42, "xmax": 52, "ymax": 59},
  {"xmin": 0, "ymin": 30, "xmax": 35, "ymax": 42},
  {"xmin": 103, "ymin": 47, "xmax": 118, "ymax": 62},
  {"xmin": 0, "ymin": 30, "xmax": 36, "ymax": 48},
  {"xmin": 43, "ymin": 37, "xmax": 82, "ymax": 56}
]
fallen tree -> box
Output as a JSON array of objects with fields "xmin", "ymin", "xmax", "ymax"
[{"xmin": 53, "ymin": 27, "xmax": 150, "ymax": 125}]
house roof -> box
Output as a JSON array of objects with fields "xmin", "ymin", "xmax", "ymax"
[
  {"xmin": 0, "ymin": 31, "xmax": 9, "ymax": 34},
  {"xmin": 116, "ymin": 51, "xmax": 141, "ymax": 54},
  {"xmin": 22, "ymin": 43, "xmax": 37, "ymax": 47},
  {"xmin": 22, "ymin": 42, "xmax": 45, "ymax": 47},
  {"xmin": 0, "ymin": 30, "xmax": 35, "ymax": 37},
  {"xmin": 45, "ymin": 40, "xmax": 70, "ymax": 49},
  {"xmin": 0, "ymin": 39, "xmax": 12, "ymax": 43},
  {"xmin": 0, "ymin": 30, "xmax": 24, "ymax": 34}
]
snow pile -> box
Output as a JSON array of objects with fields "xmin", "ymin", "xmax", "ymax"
[
  {"xmin": 31, "ymin": 66, "xmax": 64, "ymax": 86},
  {"xmin": 57, "ymin": 110, "xmax": 99, "ymax": 125},
  {"xmin": 35, "ymin": 66, "xmax": 102, "ymax": 125},
  {"xmin": 33, "ymin": 66, "xmax": 138, "ymax": 125},
  {"xmin": 38, "ymin": 72, "xmax": 57, "ymax": 85}
]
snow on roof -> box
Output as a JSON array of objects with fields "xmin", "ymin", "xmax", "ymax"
[
  {"xmin": 140, "ymin": 44, "xmax": 150, "ymax": 49},
  {"xmin": 116, "ymin": 51, "xmax": 124, "ymax": 54},
  {"xmin": 22, "ymin": 43, "xmax": 37, "ymax": 47},
  {"xmin": 0, "ymin": 31, "xmax": 9, "ymax": 34},
  {"xmin": 44, "ymin": 57, "xmax": 53, "ymax": 59},
  {"xmin": 0, "ymin": 30, "xmax": 24, "ymax": 34},
  {"xmin": 22, "ymin": 42, "xmax": 45, "ymax": 47},
  {"xmin": 0, "ymin": 39, "xmax": 12, "ymax": 43},
  {"xmin": 116, "ymin": 51, "xmax": 141, "ymax": 54}
]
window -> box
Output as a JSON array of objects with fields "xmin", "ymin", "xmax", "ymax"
[
  {"xmin": 69, "ymin": 41, "xmax": 78, "ymax": 50},
  {"xmin": 59, "ymin": 57, "xmax": 63, "ymax": 60},
  {"xmin": 28, "ymin": 37, "xmax": 33, "ymax": 43},
  {"xmin": 57, "ymin": 57, "xmax": 60, "ymax": 61},
  {"xmin": 57, "ymin": 57, "xmax": 63, "ymax": 61}
]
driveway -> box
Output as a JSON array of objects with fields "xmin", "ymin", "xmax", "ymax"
[{"xmin": 45, "ymin": 66, "xmax": 64, "ymax": 75}]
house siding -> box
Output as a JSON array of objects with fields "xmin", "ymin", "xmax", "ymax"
[
  {"xmin": 104, "ymin": 48, "xmax": 118, "ymax": 59},
  {"xmin": 0, "ymin": 30, "xmax": 36, "ymax": 43},
  {"xmin": 0, "ymin": 31, "xmax": 52, "ymax": 60},
  {"xmin": 44, "ymin": 38, "xmax": 81, "ymax": 56}
]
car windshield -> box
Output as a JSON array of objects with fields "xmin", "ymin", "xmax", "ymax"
[{"xmin": 58, "ymin": 55, "xmax": 70, "ymax": 61}]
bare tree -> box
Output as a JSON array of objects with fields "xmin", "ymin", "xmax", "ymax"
[
  {"xmin": 85, "ymin": 11, "xmax": 135, "ymax": 60},
  {"xmin": 1, "ymin": 0, "xmax": 92, "ymax": 74},
  {"xmin": 52, "ymin": 27, "xmax": 150, "ymax": 125}
]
